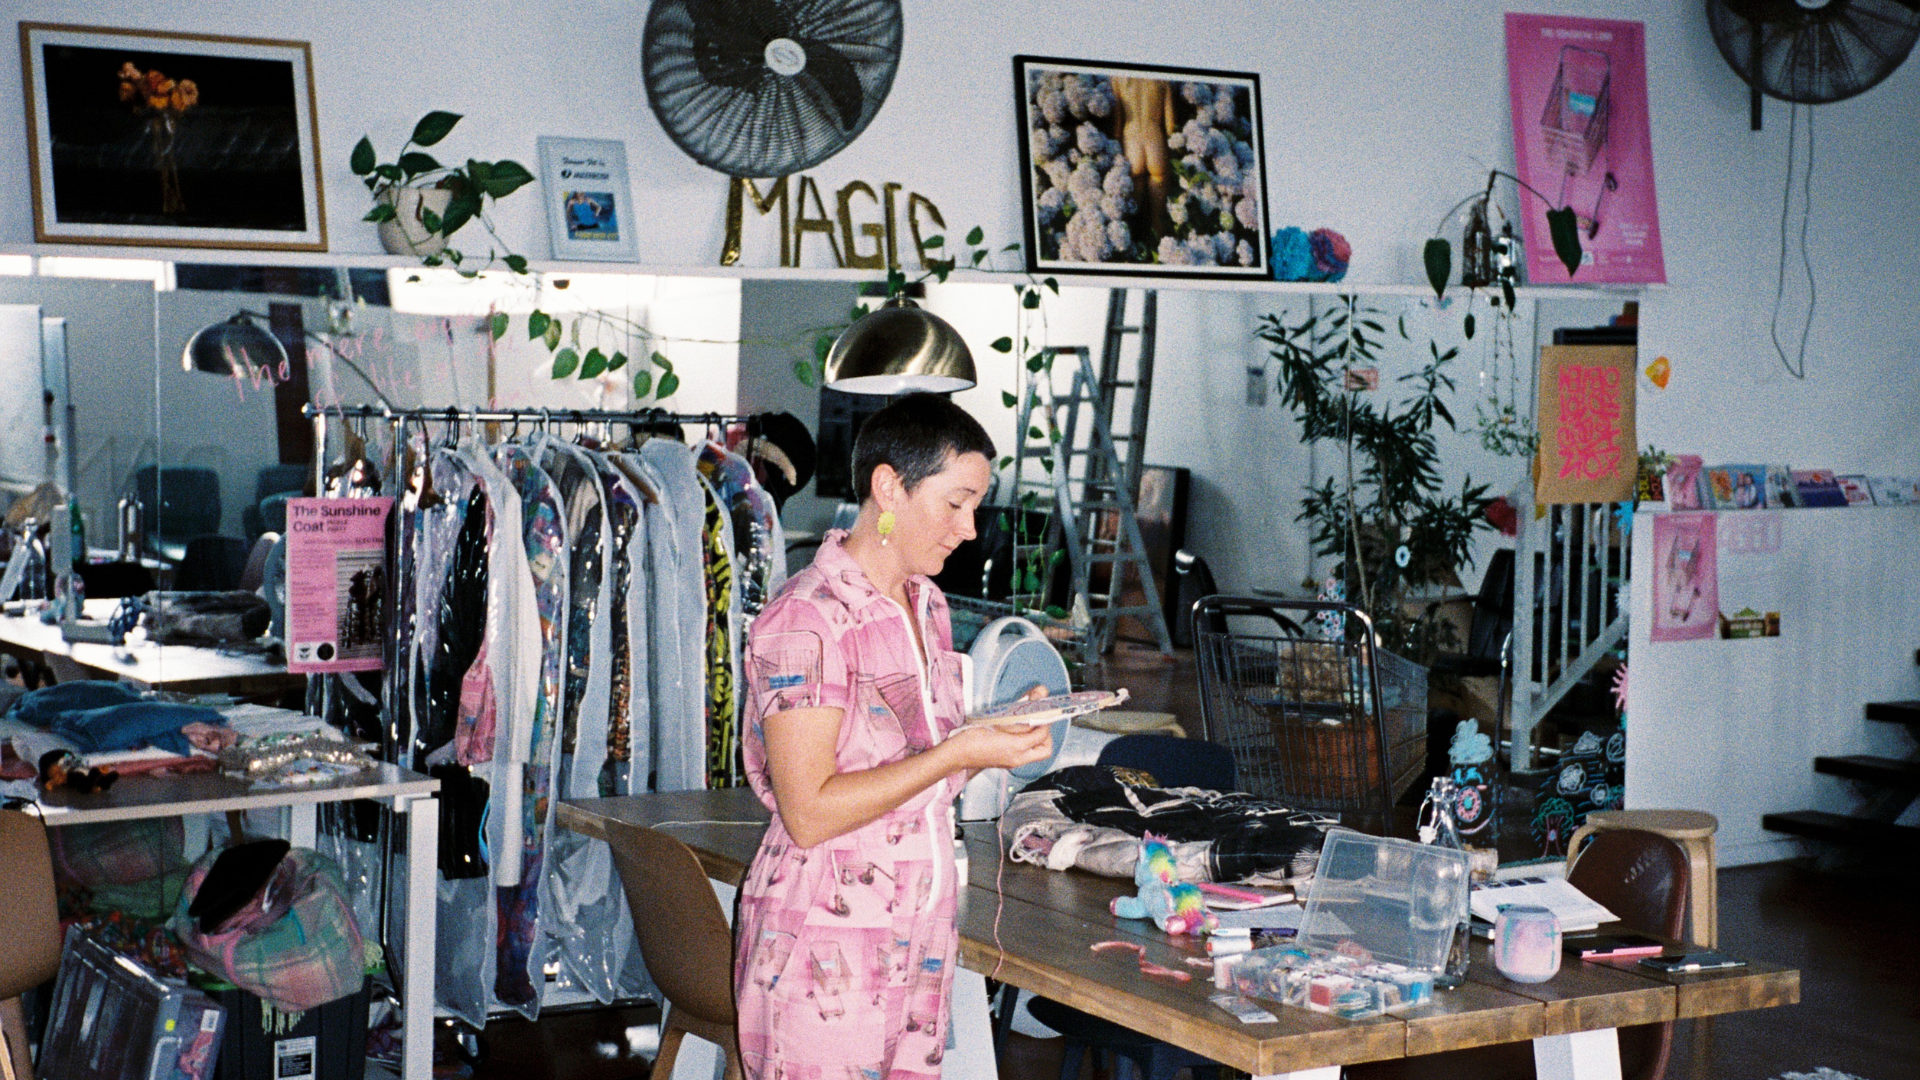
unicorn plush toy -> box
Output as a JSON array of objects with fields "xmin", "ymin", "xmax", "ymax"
[{"xmin": 1110, "ymin": 834, "xmax": 1217, "ymax": 936}]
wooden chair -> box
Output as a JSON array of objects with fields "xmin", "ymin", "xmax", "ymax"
[
  {"xmin": 1347, "ymin": 829, "xmax": 1691, "ymax": 1080},
  {"xmin": 0, "ymin": 809, "xmax": 61, "ymax": 1080},
  {"xmin": 601, "ymin": 819, "xmax": 743, "ymax": 1080}
]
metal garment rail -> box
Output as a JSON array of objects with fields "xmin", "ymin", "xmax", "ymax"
[{"xmin": 301, "ymin": 402, "xmax": 756, "ymax": 495}]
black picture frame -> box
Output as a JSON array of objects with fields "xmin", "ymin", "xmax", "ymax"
[
  {"xmin": 20, "ymin": 22, "xmax": 327, "ymax": 251},
  {"xmin": 1013, "ymin": 55, "xmax": 1270, "ymax": 281}
]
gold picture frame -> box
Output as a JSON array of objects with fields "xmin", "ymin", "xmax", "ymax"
[{"xmin": 20, "ymin": 22, "xmax": 327, "ymax": 251}]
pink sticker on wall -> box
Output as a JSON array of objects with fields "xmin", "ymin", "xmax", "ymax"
[
  {"xmin": 1649, "ymin": 512, "xmax": 1717, "ymax": 643},
  {"xmin": 285, "ymin": 497, "xmax": 393, "ymax": 672},
  {"xmin": 1506, "ymin": 14, "xmax": 1666, "ymax": 284}
]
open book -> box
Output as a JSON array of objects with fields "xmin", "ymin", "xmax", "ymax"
[
  {"xmin": 1470, "ymin": 874, "xmax": 1617, "ymax": 933},
  {"xmin": 964, "ymin": 688, "xmax": 1129, "ymax": 727}
]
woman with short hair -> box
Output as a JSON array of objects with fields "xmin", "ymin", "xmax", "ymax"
[{"xmin": 733, "ymin": 393, "xmax": 1052, "ymax": 1080}]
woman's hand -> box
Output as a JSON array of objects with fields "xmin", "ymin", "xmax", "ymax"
[{"xmin": 945, "ymin": 722, "xmax": 1054, "ymax": 772}]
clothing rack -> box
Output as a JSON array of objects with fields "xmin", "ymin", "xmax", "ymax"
[{"xmin": 301, "ymin": 403, "xmax": 762, "ymax": 494}]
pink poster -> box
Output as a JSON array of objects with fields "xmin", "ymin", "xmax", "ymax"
[
  {"xmin": 1505, "ymin": 14, "xmax": 1666, "ymax": 284},
  {"xmin": 1649, "ymin": 512, "xmax": 1716, "ymax": 643},
  {"xmin": 285, "ymin": 497, "xmax": 392, "ymax": 673}
]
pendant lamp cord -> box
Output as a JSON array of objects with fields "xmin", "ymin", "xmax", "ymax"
[{"xmin": 1770, "ymin": 103, "xmax": 1816, "ymax": 380}]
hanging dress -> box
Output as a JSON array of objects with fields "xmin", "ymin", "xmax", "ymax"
[
  {"xmin": 491, "ymin": 443, "xmax": 570, "ymax": 1018},
  {"xmin": 638, "ymin": 439, "xmax": 711, "ymax": 793}
]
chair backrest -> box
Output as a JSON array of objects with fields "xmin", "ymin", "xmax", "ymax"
[
  {"xmin": 175, "ymin": 535, "xmax": 251, "ymax": 592},
  {"xmin": 1567, "ymin": 828, "xmax": 1690, "ymax": 939},
  {"xmin": 0, "ymin": 809, "xmax": 61, "ymax": 999},
  {"xmin": 602, "ymin": 819, "xmax": 737, "ymax": 1025},
  {"xmin": 1097, "ymin": 734, "xmax": 1237, "ymax": 791},
  {"xmin": 132, "ymin": 465, "xmax": 223, "ymax": 542},
  {"xmin": 254, "ymin": 463, "xmax": 309, "ymax": 502}
]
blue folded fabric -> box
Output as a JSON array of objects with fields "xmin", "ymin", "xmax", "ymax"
[
  {"xmin": 7, "ymin": 680, "xmax": 142, "ymax": 729},
  {"xmin": 50, "ymin": 702, "xmax": 226, "ymax": 756}
]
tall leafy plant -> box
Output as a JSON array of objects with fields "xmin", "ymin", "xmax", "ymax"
[{"xmin": 1256, "ymin": 298, "xmax": 1496, "ymax": 662}]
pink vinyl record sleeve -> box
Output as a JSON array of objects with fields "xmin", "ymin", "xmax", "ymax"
[{"xmin": 1506, "ymin": 14, "xmax": 1666, "ymax": 284}]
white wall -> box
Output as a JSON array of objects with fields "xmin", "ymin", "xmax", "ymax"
[
  {"xmin": 1627, "ymin": 507, "xmax": 1920, "ymax": 866},
  {"xmin": 4, "ymin": 1, "xmax": 1918, "ymax": 850}
]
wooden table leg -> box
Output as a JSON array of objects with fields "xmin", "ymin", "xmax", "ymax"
[{"xmin": 1533, "ymin": 1028, "xmax": 1622, "ymax": 1080}]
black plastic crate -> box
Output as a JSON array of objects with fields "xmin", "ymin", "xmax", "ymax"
[{"xmin": 201, "ymin": 977, "xmax": 370, "ymax": 1080}]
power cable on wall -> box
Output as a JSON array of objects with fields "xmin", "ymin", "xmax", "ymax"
[{"xmin": 1770, "ymin": 103, "xmax": 1816, "ymax": 380}]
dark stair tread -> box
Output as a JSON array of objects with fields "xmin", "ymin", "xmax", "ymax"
[
  {"xmin": 1864, "ymin": 700, "xmax": 1920, "ymax": 725},
  {"xmin": 1814, "ymin": 755, "xmax": 1920, "ymax": 787},
  {"xmin": 1762, "ymin": 810, "xmax": 1920, "ymax": 851}
]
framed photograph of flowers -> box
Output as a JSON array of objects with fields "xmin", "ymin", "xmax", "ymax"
[
  {"xmin": 1014, "ymin": 56, "xmax": 1269, "ymax": 280},
  {"xmin": 20, "ymin": 23, "xmax": 327, "ymax": 251}
]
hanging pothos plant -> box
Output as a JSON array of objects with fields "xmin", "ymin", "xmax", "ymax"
[{"xmin": 1256, "ymin": 297, "xmax": 1496, "ymax": 664}]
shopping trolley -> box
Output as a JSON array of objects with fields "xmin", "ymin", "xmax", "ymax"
[{"xmin": 1192, "ymin": 596, "xmax": 1428, "ymax": 834}]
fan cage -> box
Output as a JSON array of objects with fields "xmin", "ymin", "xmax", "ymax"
[{"xmin": 1708, "ymin": 0, "xmax": 1920, "ymax": 105}]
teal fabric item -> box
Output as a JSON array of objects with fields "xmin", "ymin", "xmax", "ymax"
[
  {"xmin": 8, "ymin": 680, "xmax": 141, "ymax": 728},
  {"xmin": 50, "ymin": 701, "xmax": 225, "ymax": 756}
]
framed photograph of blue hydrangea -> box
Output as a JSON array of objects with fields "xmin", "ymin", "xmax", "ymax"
[{"xmin": 1014, "ymin": 56, "xmax": 1269, "ymax": 280}]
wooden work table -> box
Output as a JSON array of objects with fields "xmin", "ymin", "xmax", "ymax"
[{"xmin": 560, "ymin": 788, "xmax": 1798, "ymax": 1080}]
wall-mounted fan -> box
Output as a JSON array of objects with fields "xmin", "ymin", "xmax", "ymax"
[
  {"xmin": 1707, "ymin": 0, "xmax": 1920, "ymax": 128},
  {"xmin": 643, "ymin": 0, "xmax": 903, "ymax": 177}
]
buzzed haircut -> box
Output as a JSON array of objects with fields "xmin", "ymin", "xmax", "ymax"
[{"xmin": 851, "ymin": 393, "xmax": 995, "ymax": 502}]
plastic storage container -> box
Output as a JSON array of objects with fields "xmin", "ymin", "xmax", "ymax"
[
  {"xmin": 1299, "ymin": 830, "xmax": 1472, "ymax": 976},
  {"xmin": 37, "ymin": 927, "xmax": 228, "ymax": 1080},
  {"xmin": 203, "ymin": 976, "xmax": 371, "ymax": 1080}
]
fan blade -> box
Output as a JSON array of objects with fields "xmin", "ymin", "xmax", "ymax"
[
  {"xmin": 685, "ymin": 0, "xmax": 773, "ymax": 64},
  {"xmin": 797, "ymin": 39, "xmax": 865, "ymax": 130}
]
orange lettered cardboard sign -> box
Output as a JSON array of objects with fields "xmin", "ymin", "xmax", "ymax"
[{"xmin": 1536, "ymin": 344, "xmax": 1637, "ymax": 504}]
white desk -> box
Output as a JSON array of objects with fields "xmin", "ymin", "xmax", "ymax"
[
  {"xmin": 0, "ymin": 601, "xmax": 301, "ymax": 696},
  {"xmin": 36, "ymin": 763, "xmax": 440, "ymax": 1080}
]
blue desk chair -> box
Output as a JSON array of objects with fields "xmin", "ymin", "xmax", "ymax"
[{"xmin": 131, "ymin": 465, "xmax": 222, "ymax": 562}]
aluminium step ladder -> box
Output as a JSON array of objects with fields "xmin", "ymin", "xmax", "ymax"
[{"xmin": 1011, "ymin": 338, "xmax": 1172, "ymax": 660}]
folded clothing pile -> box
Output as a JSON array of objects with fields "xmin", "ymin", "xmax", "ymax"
[
  {"xmin": 142, "ymin": 591, "xmax": 270, "ymax": 646},
  {"xmin": 7, "ymin": 680, "xmax": 227, "ymax": 757},
  {"xmin": 1002, "ymin": 764, "xmax": 1339, "ymax": 887}
]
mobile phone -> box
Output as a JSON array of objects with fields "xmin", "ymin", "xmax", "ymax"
[
  {"xmin": 1567, "ymin": 933, "xmax": 1665, "ymax": 959},
  {"xmin": 1638, "ymin": 950, "xmax": 1747, "ymax": 973}
]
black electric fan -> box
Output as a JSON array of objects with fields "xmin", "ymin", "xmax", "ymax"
[
  {"xmin": 643, "ymin": 0, "xmax": 903, "ymax": 177},
  {"xmin": 1707, "ymin": 0, "xmax": 1920, "ymax": 128}
]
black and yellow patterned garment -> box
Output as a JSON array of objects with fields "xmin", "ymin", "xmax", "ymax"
[{"xmin": 702, "ymin": 486, "xmax": 739, "ymax": 789}]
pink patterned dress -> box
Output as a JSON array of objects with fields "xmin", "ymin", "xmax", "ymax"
[{"xmin": 734, "ymin": 531, "xmax": 968, "ymax": 1080}]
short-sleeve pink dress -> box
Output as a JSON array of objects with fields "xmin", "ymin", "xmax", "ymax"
[{"xmin": 733, "ymin": 531, "xmax": 968, "ymax": 1080}]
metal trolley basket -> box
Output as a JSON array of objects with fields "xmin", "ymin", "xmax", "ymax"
[{"xmin": 1193, "ymin": 596, "xmax": 1428, "ymax": 833}]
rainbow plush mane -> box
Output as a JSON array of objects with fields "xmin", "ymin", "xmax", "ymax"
[{"xmin": 1109, "ymin": 835, "xmax": 1217, "ymax": 936}]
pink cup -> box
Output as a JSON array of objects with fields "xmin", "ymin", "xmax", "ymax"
[{"xmin": 1492, "ymin": 905, "xmax": 1562, "ymax": 983}]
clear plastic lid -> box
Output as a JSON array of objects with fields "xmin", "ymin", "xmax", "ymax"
[{"xmin": 1299, "ymin": 830, "xmax": 1472, "ymax": 973}]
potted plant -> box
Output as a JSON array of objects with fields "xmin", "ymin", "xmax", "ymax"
[
  {"xmin": 1423, "ymin": 170, "xmax": 1584, "ymax": 304},
  {"xmin": 350, "ymin": 110, "xmax": 533, "ymax": 274}
]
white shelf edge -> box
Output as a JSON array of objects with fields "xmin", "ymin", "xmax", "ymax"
[{"xmin": 0, "ymin": 239, "xmax": 1661, "ymax": 299}]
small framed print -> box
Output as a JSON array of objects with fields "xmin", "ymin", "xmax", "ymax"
[
  {"xmin": 536, "ymin": 136, "xmax": 637, "ymax": 262},
  {"xmin": 1014, "ymin": 55, "xmax": 1270, "ymax": 280},
  {"xmin": 20, "ymin": 22, "xmax": 327, "ymax": 250}
]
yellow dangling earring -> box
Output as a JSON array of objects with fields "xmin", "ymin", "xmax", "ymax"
[{"xmin": 877, "ymin": 510, "xmax": 895, "ymax": 546}]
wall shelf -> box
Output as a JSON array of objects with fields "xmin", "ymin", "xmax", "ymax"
[{"xmin": 0, "ymin": 240, "xmax": 1656, "ymax": 300}]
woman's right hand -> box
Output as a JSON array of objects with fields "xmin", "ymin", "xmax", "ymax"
[{"xmin": 945, "ymin": 722, "xmax": 1054, "ymax": 773}]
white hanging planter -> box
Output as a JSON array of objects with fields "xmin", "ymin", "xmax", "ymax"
[{"xmin": 376, "ymin": 187, "xmax": 454, "ymax": 258}]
